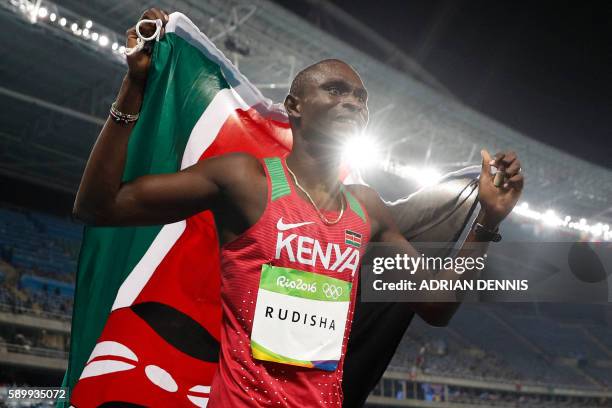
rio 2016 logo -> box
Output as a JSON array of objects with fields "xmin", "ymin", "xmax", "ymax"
[{"xmin": 276, "ymin": 276, "xmax": 317, "ymax": 293}]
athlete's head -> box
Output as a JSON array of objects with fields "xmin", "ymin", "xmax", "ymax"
[{"xmin": 284, "ymin": 59, "xmax": 368, "ymax": 152}]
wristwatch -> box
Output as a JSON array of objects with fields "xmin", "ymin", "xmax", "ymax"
[{"xmin": 474, "ymin": 222, "xmax": 502, "ymax": 242}]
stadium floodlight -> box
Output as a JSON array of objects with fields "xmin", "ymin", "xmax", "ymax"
[
  {"xmin": 512, "ymin": 203, "xmax": 541, "ymax": 220},
  {"xmin": 342, "ymin": 135, "xmax": 381, "ymax": 170},
  {"xmin": 512, "ymin": 202, "xmax": 610, "ymax": 241},
  {"xmin": 9, "ymin": 0, "xmax": 124, "ymax": 63},
  {"xmin": 112, "ymin": 42, "xmax": 119, "ymax": 51},
  {"xmin": 542, "ymin": 209, "xmax": 563, "ymax": 227}
]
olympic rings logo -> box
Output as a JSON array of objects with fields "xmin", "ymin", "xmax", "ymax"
[{"xmin": 322, "ymin": 283, "xmax": 343, "ymax": 300}]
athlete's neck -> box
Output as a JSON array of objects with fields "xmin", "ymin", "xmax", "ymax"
[{"xmin": 285, "ymin": 140, "xmax": 343, "ymax": 210}]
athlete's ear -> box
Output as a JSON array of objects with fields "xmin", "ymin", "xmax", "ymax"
[{"xmin": 284, "ymin": 94, "xmax": 301, "ymax": 121}]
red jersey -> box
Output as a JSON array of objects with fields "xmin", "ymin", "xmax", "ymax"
[{"xmin": 208, "ymin": 157, "xmax": 371, "ymax": 407}]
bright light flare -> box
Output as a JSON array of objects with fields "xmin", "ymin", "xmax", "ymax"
[
  {"xmin": 415, "ymin": 167, "xmax": 442, "ymax": 187},
  {"xmin": 342, "ymin": 136, "xmax": 381, "ymax": 170}
]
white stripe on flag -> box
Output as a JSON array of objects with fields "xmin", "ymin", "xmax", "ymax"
[
  {"xmin": 181, "ymin": 88, "xmax": 249, "ymax": 169},
  {"xmin": 111, "ymin": 220, "xmax": 186, "ymax": 310}
]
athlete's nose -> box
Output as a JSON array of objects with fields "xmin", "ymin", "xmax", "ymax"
[{"xmin": 342, "ymin": 96, "xmax": 363, "ymax": 113}]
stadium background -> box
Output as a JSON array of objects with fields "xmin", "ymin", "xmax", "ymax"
[{"xmin": 0, "ymin": 0, "xmax": 610, "ymax": 407}]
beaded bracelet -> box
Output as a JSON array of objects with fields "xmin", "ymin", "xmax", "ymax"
[{"xmin": 110, "ymin": 101, "xmax": 139, "ymax": 125}]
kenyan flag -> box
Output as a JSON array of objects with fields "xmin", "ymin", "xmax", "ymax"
[
  {"xmin": 345, "ymin": 229, "xmax": 362, "ymax": 248},
  {"xmin": 61, "ymin": 12, "xmax": 291, "ymax": 407}
]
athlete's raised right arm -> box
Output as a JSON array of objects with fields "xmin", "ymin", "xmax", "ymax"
[{"xmin": 72, "ymin": 8, "xmax": 252, "ymax": 227}]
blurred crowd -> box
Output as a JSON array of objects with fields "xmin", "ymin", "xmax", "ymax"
[{"xmin": 0, "ymin": 281, "xmax": 72, "ymax": 320}]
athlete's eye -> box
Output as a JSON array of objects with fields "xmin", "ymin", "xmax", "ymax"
[{"xmin": 328, "ymin": 87, "xmax": 341, "ymax": 96}]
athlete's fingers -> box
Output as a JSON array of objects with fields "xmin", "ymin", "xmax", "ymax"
[
  {"xmin": 126, "ymin": 27, "xmax": 138, "ymax": 48},
  {"xmin": 480, "ymin": 149, "xmax": 493, "ymax": 181},
  {"xmin": 139, "ymin": 8, "xmax": 168, "ymax": 38},
  {"xmin": 150, "ymin": 8, "xmax": 169, "ymax": 38},
  {"xmin": 491, "ymin": 152, "xmax": 505, "ymax": 167},
  {"xmin": 503, "ymin": 173, "xmax": 524, "ymax": 190},
  {"xmin": 159, "ymin": 10, "xmax": 169, "ymax": 38},
  {"xmin": 499, "ymin": 151, "xmax": 517, "ymax": 167},
  {"xmin": 506, "ymin": 160, "xmax": 521, "ymax": 178}
]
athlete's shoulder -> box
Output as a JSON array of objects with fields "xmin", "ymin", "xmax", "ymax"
[
  {"xmin": 217, "ymin": 152, "xmax": 263, "ymax": 172},
  {"xmin": 344, "ymin": 184, "xmax": 384, "ymax": 210},
  {"xmin": 198, "ymin": 152, "xmax": 264, "ymax": 184},
  {"xmin": 345, "ymin": 184, "xmax": 394, "ymax": 238}
]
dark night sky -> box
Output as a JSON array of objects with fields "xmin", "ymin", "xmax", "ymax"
[{"xmin": 274, "ymin": 0, "xmax": 611, "ymax": 170}]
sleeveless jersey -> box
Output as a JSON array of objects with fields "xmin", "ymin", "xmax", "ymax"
[{"xmin": 208, "ymin": 157, "xmax": 371, "ymax": 407}]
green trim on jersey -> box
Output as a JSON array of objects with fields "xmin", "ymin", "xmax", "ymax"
[
  {"xmin": 264, "ymin": 157, "xmax": 291, "ymax": 201},
  {"xmin": 344, "ymin": 189, "xmax": 367, "ymax": 223}
]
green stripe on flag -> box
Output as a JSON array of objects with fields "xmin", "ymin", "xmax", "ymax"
[
  {"xmin": 345, "ymin": 239, "xmax": 361, "ymax": 248},
  {"xmin": 62, "ymin": 32, "xmax": 230, "ymax": 399}
]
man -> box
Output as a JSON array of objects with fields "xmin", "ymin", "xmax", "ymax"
[{"xmin": 73, "ymin": 8, "xmax": 523, "ymax": 407}]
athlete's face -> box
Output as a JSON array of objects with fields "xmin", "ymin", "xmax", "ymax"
[{"xmin": 287, "ymin": 62, "xmax": 369, "ymax": 152}]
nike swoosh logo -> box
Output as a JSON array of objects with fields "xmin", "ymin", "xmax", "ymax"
[{"xmin": 277, "ymin": 217, "xmax": 314, "ymax": 231}]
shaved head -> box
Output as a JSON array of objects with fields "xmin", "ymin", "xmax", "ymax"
[{"xmin": 289, "ymin": 59, "xmax": 359, "ymax": 97}]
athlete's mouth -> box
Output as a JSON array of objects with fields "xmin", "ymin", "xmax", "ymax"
[
  {"xmin": 334, "ymin": 115, "xmax": 366, "ymax": 133},
  {"xmin": 335, "ymin": 116, "xmax": 360, "ymax": 126}
]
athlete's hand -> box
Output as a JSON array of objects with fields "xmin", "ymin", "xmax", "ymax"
[
  {"xmin": 477, "ymin": 149, "xmax": 524, "ymax": 228},
  {"xmin": 125, "ymin": 8, "xmax": 169, "ymax": 85}
]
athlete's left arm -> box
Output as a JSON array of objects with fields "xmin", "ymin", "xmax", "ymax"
[{"xmin": 352, "ymin": 149, "xmax": 523, "ymax": 327}]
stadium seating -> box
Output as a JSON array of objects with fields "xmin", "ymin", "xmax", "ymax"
[
  {"xmin": 0, "ymin": 207, "xmax": 80, "ymax": 282},
  {"xmin": 390, "ymin": 304, "xmax": 612, "ymax": 390},
  {"xmin": 0, "ymin": 207, "xmax": 78, "ymax": 319}
]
